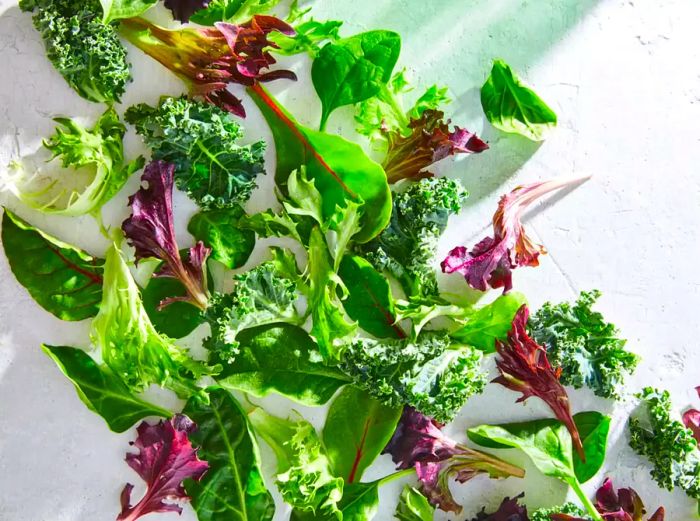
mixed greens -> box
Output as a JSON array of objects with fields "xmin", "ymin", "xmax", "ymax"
[{"xmin": 2, "ymin": 1, "xmax": 692, "ymax": 520}]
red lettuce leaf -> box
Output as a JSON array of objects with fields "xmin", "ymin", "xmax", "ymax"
[
  {"xmin": 382, "ymin": 109, "xmax": 487, "ymax": 183},
  {"xmin": 493, "ymin": 305, "xmax": 585, "ymax": 460},
  {"xmin": 119, "ymin": 15, "xmax": 296, "ymax": 116},
  {"xmin": 122, "ymin": 161, "xmax": 211, "ymax": 310},
  {"xmin": 163, "ymin": 0, "xmax": 209, "ymax": 22},
  {"xmin": 594, "ymin": 478, "xmax": 665, "ymax": 521},
  {"xmin": 117, "ymin": 415, "xmax": 209, "ymax": 521},
  {"xmin": 441, "ymin": 177, "xmax": 588, "ymax": 292},
  {"xmin": 470, "ymin": 493, "xmax": 528, "ymax": 521}
]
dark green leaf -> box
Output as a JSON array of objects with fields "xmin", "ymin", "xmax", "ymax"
[
  {"xmin": 481, "ymin": 59, "xmax": 557, "ymax": 141},
  {"xmin": 572, "ymin": 411, "xmax": 610, "ymax": 483},
  {"xmin": 2, "ymin": 209, "xmax": 103, "ymax": 321},
  {"xmin": 42, "ymin": 344, "xmax": 170, "ymax": 432},
  {"xmin": 249, "ymin": 86, "xmax": 391, "ymax": 243},
  {"xmin": 312, "ymin": 30, "xmax": 401, "ymax": 130},
  {"xmin": 395, "ymin": 486, "xmax": 434, "ymax": 521},
  {"xmin": 184, "ymin": 388, "xmax": 275, "ymax": 521},
  {"xmin": 338, "ymin": 254, "xmax": 403, "ymax": 339},
  {"xmin": 450, "ymin": 292, "xmax": 527, "ymax": 352},
  {"xmin": 142, "ymin": 276, "xmax": 205, "ymax": 339},
  {"xmin": 188, "ymin": 207, "xmax": 255, "ymax": 269},
  {"xmin": 323, "ymin": 386, "xmax": 402, "ymax": 483},
  {"xmin": 216, "ymin": 323, "xmax": 349, "ymax": 406}
]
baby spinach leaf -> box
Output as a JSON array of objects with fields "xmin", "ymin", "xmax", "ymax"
[
  {"xmin": 395, "ymin": 486, "xmax": 434, "ymax": 521},
  {"xmin": 184, "ymin": 388, "xmax": 275, "ymax": 521},
  {"xmin": 338, "ymin": 254, "xmax": 404, "ymax": 339},
  {"xmin": 312, "ymin": 30, "xmax": 401, "ymax": 130},
  {"xmin": 249, "ymin": 85, "xmax": 391, "ymax": 243},
  {"xmin": 141, "ymin": 276, "xmax": 205, "ymax": 339},
  {"xmin": 188, "ymin": 206, "xmax": 255, "ymax": 270},
  {"xmin": 573, "ymin": 411, "xmax": 611, "ymax": 483},
  {"xmin": 42, "ymin": 344, "xmax": 170, "ymax": 433},
  {"xmin": 322, "ymin": 386, "xmax": 402, "ymax": 483},
  {"xmin": 99, "ymin": 0, "xmax": 157, "ymax": 23},
  {"xmin": 1, "ymin": 209, "xmax": 103, "ymax": 321},
  {"xmin": 481, "ymin": 59, "xmax": 557, "ymax": 141},
  {"xmin": 215, "ymin": 323, "xmax": 349, "ymax": 406},
  {"xmin": 450, "ymin": 292, "xmax": 527, "ymax": 352}
]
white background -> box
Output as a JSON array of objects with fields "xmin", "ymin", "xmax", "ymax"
[{"xmin": 1, "ymin": 0, "xmax": 699, "ymax": 519}]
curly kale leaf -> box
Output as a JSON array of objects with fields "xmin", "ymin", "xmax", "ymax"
[
  {"xmin": 357, "ymin": 177, "xmax": 467, "ymax": 299},
  {"xmin": 629, "ymin": 387, "xmax": 700, "ymax": 502},
  {"xmin": 528, "ymin": 290, "xmax": 638, "ymax": 399},
  {"xmin": 341, "ymin": 333, "xmax": 486, "ymax": 423},
  {"xmin": 205, "ymin": 262, "xmax": 300, "ymax": 363},
  {"xmin": 125, "ymin": 96, "xmax": 266, "ymax": 209},
  {"xmin": 20, "ymin": 0, "xmax": 130, "ymax": 103},
  {"xmin": 530, "ymin": 503, "xmax": 588, "ymax": 521}
]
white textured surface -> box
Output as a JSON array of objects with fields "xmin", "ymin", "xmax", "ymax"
[{"xmin": 1, "ymin": 0, "xmax": 699, "ymax": 520}]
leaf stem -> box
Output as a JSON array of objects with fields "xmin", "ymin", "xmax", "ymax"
[
  {"xmin": 568, "ymin": 478, "xmax": 603, "ymax": 521},
  {"xmin": 378, "ymin": 468, "xmax": 414, "ymax": 486}
]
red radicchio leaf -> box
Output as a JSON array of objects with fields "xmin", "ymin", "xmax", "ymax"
[
  {"xmin": 163, "ymin": 0, "xmax": 209, "ymax": 22},
  {"xmin": 441, "ymin": 176, "xmax": 589, "ymax": 293},
  {"xmin": 384, "ymin": 407, "xmax": 524, "ymax": 513},
  {"xmin": 122, "ymin": 161, "xmax": 211, "ymax": 311},
  {"xmin": 119, "ymin": 15, "xmax": 296, "ymax": 117},
  {"xmin": 117, "ymin": 415, "xmax": 209, "ymax": 521},
  {"xmin": 493, "ymin": 305, "xmax": 585, "ymax": 460},
  {"xmin": 593, "ymin": 478, "xmax": 665, "ymax": 521},
  {"xmin": 470, "ymin": 493, "xmax": 528, "ymax": 521},
  {"xmin": 382, "ymin": 109, "xmax": 488, "ymax": 183}
]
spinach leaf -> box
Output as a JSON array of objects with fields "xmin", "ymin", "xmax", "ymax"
[
  {"xmin": 99, "ymin": 0, "xmax": 156, "ymax": 22},
  {"xmin": 322, "ymin": 386, "xmax": 402, "ymax": 483},
  {"xmin": 141, "ymin": 271, "xmax": 206, "ymax": 339},
  {"xmin": 481, "ymin": 59, "xmax": 557, "ymax": 141},
  {"xmin": 312, "ymin": 30, "xmax": 401, "ymax": 130},
  {"xmin": 338, "ymin": 254, "xmax": 404, "ymax": 339},
  {"xmin": 216, "ymin": 323, "xmax": 349, "ymax": 406},
  {"xmin": 249, "ymin": 85, "xmax": 391, "ymax": 243},
  {"xmin": 42, "ymin": 344, "xmax": 170, "ymax": 432},
  {"xmin": 395, "ymin": 486, "xmax": 434, "ymax": 521},
  {"xmin": 573, "ymin": 411, "xmax": 611, "ymax": 483},
  {"xmin": 188, "ymin": 207, "xmax": 255, "ymax": 270},
  {"xmin": 2, "ymin": 209, "xmax": 103, "ymax": 321},
  {"xmin": 184, "ymin": 388, "xmax": 275, "ymax": 521},
  {"xmin": 450, "ymin": 292, "xmax": 527, "ymax": 352}
]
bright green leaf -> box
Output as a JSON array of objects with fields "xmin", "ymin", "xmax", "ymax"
[
  {"xmin": 190, "ymin": 0, "xmax": 281, "ymax": 25},
  {"xmin": 572, "ymin": 411, "xmax": 610, "ymax": 483},
  {"xmin": 100, "ymin": 0, "xmax": 157, "ymax": 23},
  {"xmin": 395, "ymin": 486, "xmax": 434, "ymax": 521},
  {"xmin": 188, "ymin": 206, "xmax": 255, "ymax": 269}
]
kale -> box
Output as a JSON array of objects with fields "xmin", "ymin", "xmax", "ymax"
[
  {"xmin": 20, "ymin": 0, "xmax": 130, "ymax": 103},
  {"xmin": 530, "ymin": 503, "xmax": 588, "ymax": 521},
  {"xmin": 528, "ymin": 290, "xmax": 638, "ymax": 399},
  {"xmin": 357, "ymin": 177, "xmax": 467, "ymax": 299},
  {"xmin": 125, "ymin": 96, "xmax": 266, "ymax": 209}
]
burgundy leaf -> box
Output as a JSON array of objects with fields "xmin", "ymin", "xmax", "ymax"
[
  {"xmin": 594, "ymin": 478, "xmax": 665, "ymax": 521},
  {"xmin": 122, "ymin": 161, "xmax": 211, "ymax": 310},
  {"xmin": 441, "ymin": 177, "xmax": 588, "ymax": 292},
  {"xmin": 117, "ymin": 415, "xmax": 209, "ymax": 521},
  {"xmin": 382, "ymin": 109, "xmax": 488, "ymax": 183},
  {"xmin": 470, "ymin": 493, "xmax": 528, "ymax": 521},
  {"xmin": 163, "ymin": 0, "xmax": 209, "ymax": 22},
  {"xmin": 120, "ymin": 15, "xmax": 296, "ymax": 116},
  {"xmin": 682, "ymin": 386, "xmax": 700, "ymax": 443},
  {"xmin": 493, "ymin": 305, "xmax": 585, "ymax": 460}
]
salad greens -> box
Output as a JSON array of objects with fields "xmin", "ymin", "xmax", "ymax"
[{"xmin": 6, "ymin": 2, "xmax": 682, "ymax": 520}]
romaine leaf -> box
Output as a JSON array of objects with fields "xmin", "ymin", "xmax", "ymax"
[
  {"xmin": 183, "ymin": 388, "xmax": 275, "ymax": 521},
  {"xmin": 481, "ymin": 59, "xmax": 557, "ymax": 141},
  {"xmin": 249, "ymin": 85, "xmax": 391, "ymax": 243},
  {"xmin": 395, "ymin": 486, "xmax": 434, "ymax": 521},
  {"xmin": 42, "ymin": 344, "xmax": 170, "ymax": 433},
  {"xmin": 215, "ymin": 323, "xmax": 349, "ymax": 406},
  {"xmin": 322, "ymin": 386, "xmax": 402, "ymax": 483},
  {"xmin": 1, "ymin": 209, "xmax": 103, "ymax": 321},
  {"xmin": 188, "ymin": 206, "xmax": 255, "ymax": 269},
  {"xmin": 99, "ymin": 0, "xmax": 156, "ymax": 22}
]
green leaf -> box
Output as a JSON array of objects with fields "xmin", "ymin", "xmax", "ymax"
[
  {"xmin": 42, "ymin": 344, "xmax": 170, "ymax": 432},
  {"xmin": 1, "ymin": 209, "xmax": 103, "ymax": 321},
  {"xmin": 312, "ymin": 30, "xmax": 401, "ymax": 130},
  {"xmin": 290, "ymin": 481, "xmax": 379, "ymax": 521},
  {"xmin": 249, "ymin": 85, "xmax": 391, "ymax": 243},
  {"xmin": 572, "ymin": 411, "xmax": 610, "ymax": 483},
  {"xmin": 395, "ymin": 486, "xmax": 434, "ymax": 521},
  {"xmin": 216, "ymin": 323, "xmax": 349, "ymax": 406},
  {"xmin": 184, "ymin": 388, "xmax": 275, "ymax": 521},
  {"xmin": 481, "ymin": 59, "xmax": 557, "ymax": 141},
  {"xmin": 322, "ymin": 386, "xmax": 402, "ymax": 483},
  {"xmin": 99, "ymin": 0, "xmax": 157, "ymax": 23},
  {"xmin": 338, "ymin": 254, "xmax": 403, "ymax": 339},
  {"xmin": 450, "ymin": 292, "xmax": 527, "ymax": 352},
  {"xmin": 142, "ymin": 274, "xmax": 205, "ymax": 339},
  {"xmin": 190, "ymin": 0, "xmax": 281, "ymax": 25},
  {"xmin": 269, "ymin": 2, "xmax": 342, "ymax": 58},
  {"xmin": 188, "ymin": 206, "xmax": 255, "ymax": 269}
]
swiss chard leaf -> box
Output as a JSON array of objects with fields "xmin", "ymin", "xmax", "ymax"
[
  {"xmin": 1, "ymin": 209, "xmax": 103, "ymax": 321},
  {"xmin": 249, "ymin": 85, "xmax": 391, "ymax": 243},
  {"xmin": 183, "ymin": 388, "xmax": 275, "ymax": 521},
  {"xmin": 99, "ymin": 0, "xmax": 156, "ymax": 22},
  {"xmin": 481, "ymin": 59, "xmax": 557, "ymax": 141},
  {"xmin": 338, "ymin": 254, "xmax": 404, "ymax": 339},
  {"xmin": 312, "ymin": 30, "xmax": 401, "ymax": 130},
  {"xmin": 395, "ymin": 486, "xmax": 435, "ymax": 521},
  {"xmin": 322, "ymin": 386, "xmax": 402, "ymax": 483},
  {"xmin": 42, "ymin": 344, "xmax": 170, "ymax": 433},
  {"xmin": 215, "ymin": 323, "xmax": 349, "ymax": 406},
  {"xmin": 188, "ymin": 206, "xmax": 255, "ymax": 270}
]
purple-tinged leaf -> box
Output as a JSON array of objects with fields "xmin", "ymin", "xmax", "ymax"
[
  {"xmin": 470, "ymin": 493, "xmax": 528, "ymax": 521},
  {"xmin": 163, "ymin": 0, "xmax": 209, "ymax": 22},
  {"xmin": 594, "ymin": 478, "xmax": 665, "ymax": 521}
]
